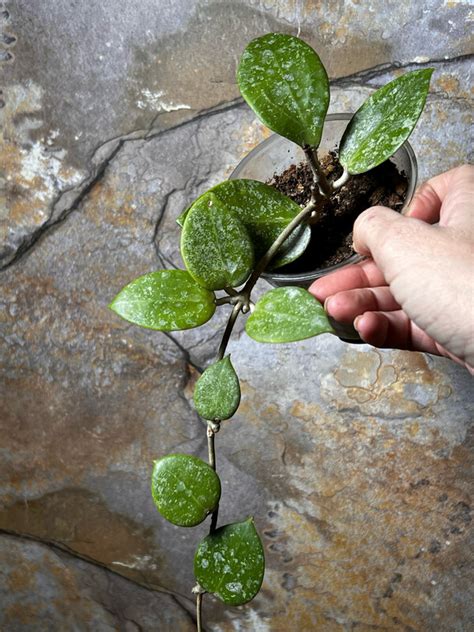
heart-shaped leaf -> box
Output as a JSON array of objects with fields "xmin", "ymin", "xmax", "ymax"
[
  {"xmin": 109, "ymin": 270, "xmax": 215, "ymax": 331},
  {"xmin": 238, "ymin": 33, "xmax": 329, "ymax": 148},
  {"xmin": 151, "ymin": 454, "xmax": 221, "ymax": 527},
  {"xmin": 339, "ymin": 68, "xmax": 433, "ymax": 174},
  {"xmin": 246, "ymin": 286, "xmax": 334, "ymax": 343},
  {"xmin": 194, "ymin": 355, "xmax": 240, "ymax": 421},
  {"xmin": 181, "ymin": 193, "xmax": 254, "ymax": 290},
  {"xmin": 177, "ymin": 180, "xmax": 310, "ymax": 269},
  {"xmin": 194, "ymin": 518, "xmax": 265, "ymax": 606}
]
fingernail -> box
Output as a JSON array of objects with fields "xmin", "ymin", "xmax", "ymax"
[
  {"xmin": 353, "ymin": 315, "xmax": 362, "ymax": 331},
  {"xmin": 324, "ymin": 297, "xmax": 333, "ymax": 313}
]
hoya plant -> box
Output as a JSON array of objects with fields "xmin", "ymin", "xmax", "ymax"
[{"xmin": 110, "ymin": 33, "xmax": 432, "ymax": 629}]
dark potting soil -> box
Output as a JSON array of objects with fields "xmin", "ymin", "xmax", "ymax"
[{"xmin": 269, "ymin": 152, "xmax": 408, "ymax": 273}]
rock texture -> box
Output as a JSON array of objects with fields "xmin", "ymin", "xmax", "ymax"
[
  {"xmin": 0, "ymin": 534, "xmax": 196, "ymax": 631},
  {"xmin": 1, "ymin": 1, "xmax": 473, "ymax": 630}
]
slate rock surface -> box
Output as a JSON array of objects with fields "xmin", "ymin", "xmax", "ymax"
[{"xmin": 1, "ymin": 1, "xmax": 473, "ymax": 630}]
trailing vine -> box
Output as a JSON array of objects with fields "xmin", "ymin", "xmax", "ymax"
[{"xmin": 110, "ymin": 33, "xmax": 432, "ymax": 629}]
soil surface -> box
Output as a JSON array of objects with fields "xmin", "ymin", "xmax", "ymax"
[{"xmin": 269, "ymin": 152, "xmax": 408, "ymax": 273}]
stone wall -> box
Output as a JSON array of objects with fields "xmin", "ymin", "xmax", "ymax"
[{"xmin": 1, "ymin": 1, "xmax": 472, "ymax": 630}]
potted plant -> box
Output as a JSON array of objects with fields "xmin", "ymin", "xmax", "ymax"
[
  {"xmin": 230, "ymin": 113, "xmax": 417, "ymax": 289},
  {"xmin": 109, "ymin": 33, "xmax": 432, "ymax": 630}
]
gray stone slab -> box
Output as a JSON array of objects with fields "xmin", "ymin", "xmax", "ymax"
[
  {"xmin": 0, "ymin": 534, "xmax": 196, "ymax": 631},
  {"xmin": 1, "ymin": 0, "xmax": 472, "ymax": 265},
  {"xmin": 1, "ymin": 1, "xmax": 473, "ymax": 630},
  {"xmin": 1, "ymin": 75, "xmax": 473, "ymax": 629}
]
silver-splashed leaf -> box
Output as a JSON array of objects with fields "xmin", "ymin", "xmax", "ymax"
[
  {"xmin": 194, "ymin": 518, "xmax": 265, "ymax": 605},
  {"xmin": 339, "ymin": 69, "xmax": 433, "ymax": 174},
  {"xmin": 246, "ymin": 286, "xmax": 335, "ymax": 343},
  {"xmin": 194, "ymin": 355, "xmax": 241, "ymax": 421},
  {"xmin": 151, "ymin": 454, "xmax": 221, "ymax": 527},
  {"xmin": 109, "ymin": 270, "xmax": 216, "ymax": 331},
  {"xmin": 177, "ymin": 179, "xmax": 310, "ymax": 269},
  {"xmin": 181, "ymin": 192, "xmax": 254, "ymax": 290},
  {"xmin": 238, "ymin": 33, "xmax": 329, "ymax": 148}
]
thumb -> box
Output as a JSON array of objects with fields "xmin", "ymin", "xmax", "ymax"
[{"xmin": 353, "ymin": 206, "xmax": 440, "ymax": 283}]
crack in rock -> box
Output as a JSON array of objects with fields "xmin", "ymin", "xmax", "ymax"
[
  {"xmin": 162, "ymin": 331, "xmax": 204, "ymax": 374},
  {"xmin": 1, "ymin": 98, "xmax": 244, "ymax": 272},
  {"xmin": 0, "ymin": 527, "xmax": 197, "ymax": 618},
  {"xmin": 332, "ymin": 53, "xmax": 473, "ymax": 88},
  {"xmin": 4, "ymin": 51, "xmax": 470, "ymax": 273}
]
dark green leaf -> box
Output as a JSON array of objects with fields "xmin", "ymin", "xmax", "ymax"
[
  {"xmin": 151, "ymin": 454, "xmax": 221, "ymax": 527},
  {"xmin": 246, "ymin": 286, "xmax": 334, "ymax": 343},
  {"xmin": 177, "ymin": 180, "xmax": 310, "ymax": 269},
  {"xmin": 109, "ymin": 270, "xmax": 215, "ymax": 331},
  {"xmin": 194, "ymin": 518, "xmax": 265, "ymax": 606},
  {"xmin": 181, "ymin": 193, "xmax": 254, "ymax": 290},
  {"xmin": 339, "ymin": 68, "xmax": 434, "ymax": 174},
  {"xmin": 194, "ymin": 355, "xmax": 240, "ymax": 421},
  {"xmin": 238, "ymin": 33, "xmax": 329, "ymax": 148}
]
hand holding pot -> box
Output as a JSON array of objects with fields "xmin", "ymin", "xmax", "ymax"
[{"xmin": 310, "ymin": 165, "xmax": 474, "ymax": 372}]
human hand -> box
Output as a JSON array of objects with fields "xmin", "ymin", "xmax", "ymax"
[{"xmin": 310, "ymin": 165, "xmax": 474, "ymax": 371}]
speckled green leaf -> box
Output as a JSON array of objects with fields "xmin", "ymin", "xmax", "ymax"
[
  {"xmin": 194, "ymin": 356, "xmax": 240, "ymax": 421},
  {"xmin": 339, "ymin": 69, "xmax": 433, "ymax": 174},
  {"xmin": 151, "ymin": 454, "xmax": 221, "ymax": 527},
  {"xmin": 238, "ymin": 33, "xmax": 329, "ymax": 148},
  {"xmin": 246, "ymin": 286, "xmax": 334, "ymax": 343},
  {"xmin": 181, "ymin": 193, "xmax": 254, "ymax": 290},
  {"xmin": 109, "ymin": 270, "xmax": 215, "ymax": 331},
  {"xmin": 177, "ymin": 180, "xmax": 310, "ymax": 269},
  {"xmin": 194, "ymin": 518, "xmax": 265, "ymax": 606}
]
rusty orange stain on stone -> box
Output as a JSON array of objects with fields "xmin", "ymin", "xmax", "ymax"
[
  {"xmin": 1, "ymin": 344, "xmax": 182, "ymax": 488},
  {"xmin": 232, "ymin": 120, "xmax": 272, "ymax": 164},
  {"xmin": 86, "ymin": 177, "xmax": 141, "ymax": 229},
  {"xmin": 183, "ymin": 363, "xmax": 201, "ymax": 401},
  {"xmin": 6, "ymin": 562, "xmax": 38, "ymax": 592},
  {"xmin": 1, "ymin": 141, "xmax": 49, "ymax": 223},
  {"xmin": 4, "ymin": 602, "xmax": 41, "ymax": 625},
  {"xmin": 249, "ymin": 371, "xmax": 473, "ymax": 630},
  {"xmin": 239, "ymin": 381, "xmax": 290, "ymax": 434},
  {"xmin": 326, "ymin": 348, "xmax": 452, "ymax": 418},
  {"xmin": 0, "ymin": 489, "xmax": 166, "ymax": 589},
  {"xmin": 434, "ymin": 73, "xmax": 471, "ymax": 102},
  {"xmin": 436, "ymin": 74, "xmax": 460, "ymax": 95}
]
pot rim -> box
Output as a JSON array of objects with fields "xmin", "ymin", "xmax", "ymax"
[{"xmin": 230, "ymin": 113, "xmax": 418, "ymax": 284}]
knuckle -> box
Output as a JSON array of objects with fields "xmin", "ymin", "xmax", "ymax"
[
  {"xmin": 410, "ymin": 181, "xmax": 439, "ymax": 210},
  {"xmin": 354, "ymin": 206, "xmax": 387, "ymax": 236},
  {"xmin": 355, "ymin": 206, "xmax": 400, "ymax": 239},
  {"xmin": 414, "ymin": 181, "xmax": 434, "ymax": 199},
  {"xmin": 358, "ymin": 206, "xmax": 385, "ymax": 224}
]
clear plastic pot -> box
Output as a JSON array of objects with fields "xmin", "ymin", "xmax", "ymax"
[
  {"xmin": 229, "ymin": 113, "xmax": 418, "ymax": 341},
  {"xmin": 230, "ymin": 113, "xmax": 417, "ymax": 285}
]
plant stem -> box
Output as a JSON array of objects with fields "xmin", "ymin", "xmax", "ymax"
[
  {"xmin": 196, "ymin": 592, "xmax": 203, "ymax": 632},
  {"xmin": 217, "ymin": 302, "xmax": 243, "ymax": 361},
  {"xmin": 207, "ymin": 424, "xmax": 219, "ymax": 534},
  {"xmin": 332, "ymin": 167, "xmax": 349, "ymax": 189},
  {"xmin": 303, "ymin": 145, "xmax": 332, "ymax": 197},
  {"xmin": 210, "ymin": 506, "xmax": 219, "ymax": 533},
  {"xmin": 224, "ymin": 286, "xmax": 239, "ymax": 297},
  {"xmin": 205, "ymin": 195, "xmax": 318, "ymax": 490},
  {"xmin": 195, "ymin": 194, "xmax": 320, "ymax": 631},
  {"xmin": 242, "ymin": 198, "xmax": 316, "ymax": 296},
  {"xmin": 201, "ymin": 301, "xmax": 243, "ymax": 553},
  {"xmin": 207, "ymin": 424, "xmax": 216, "ymax": 469},
  {"xmin": 213, "ymin": 196, "xmax": 319, "ymax": 366},
  {"xmin": 215, "ymin": 296, "xmax": 233, "ymax": 306}
]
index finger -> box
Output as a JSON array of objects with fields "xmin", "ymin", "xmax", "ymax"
[{"xmin": 309, "ymin": 258, "xmax": 386, "ymax": 303}]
